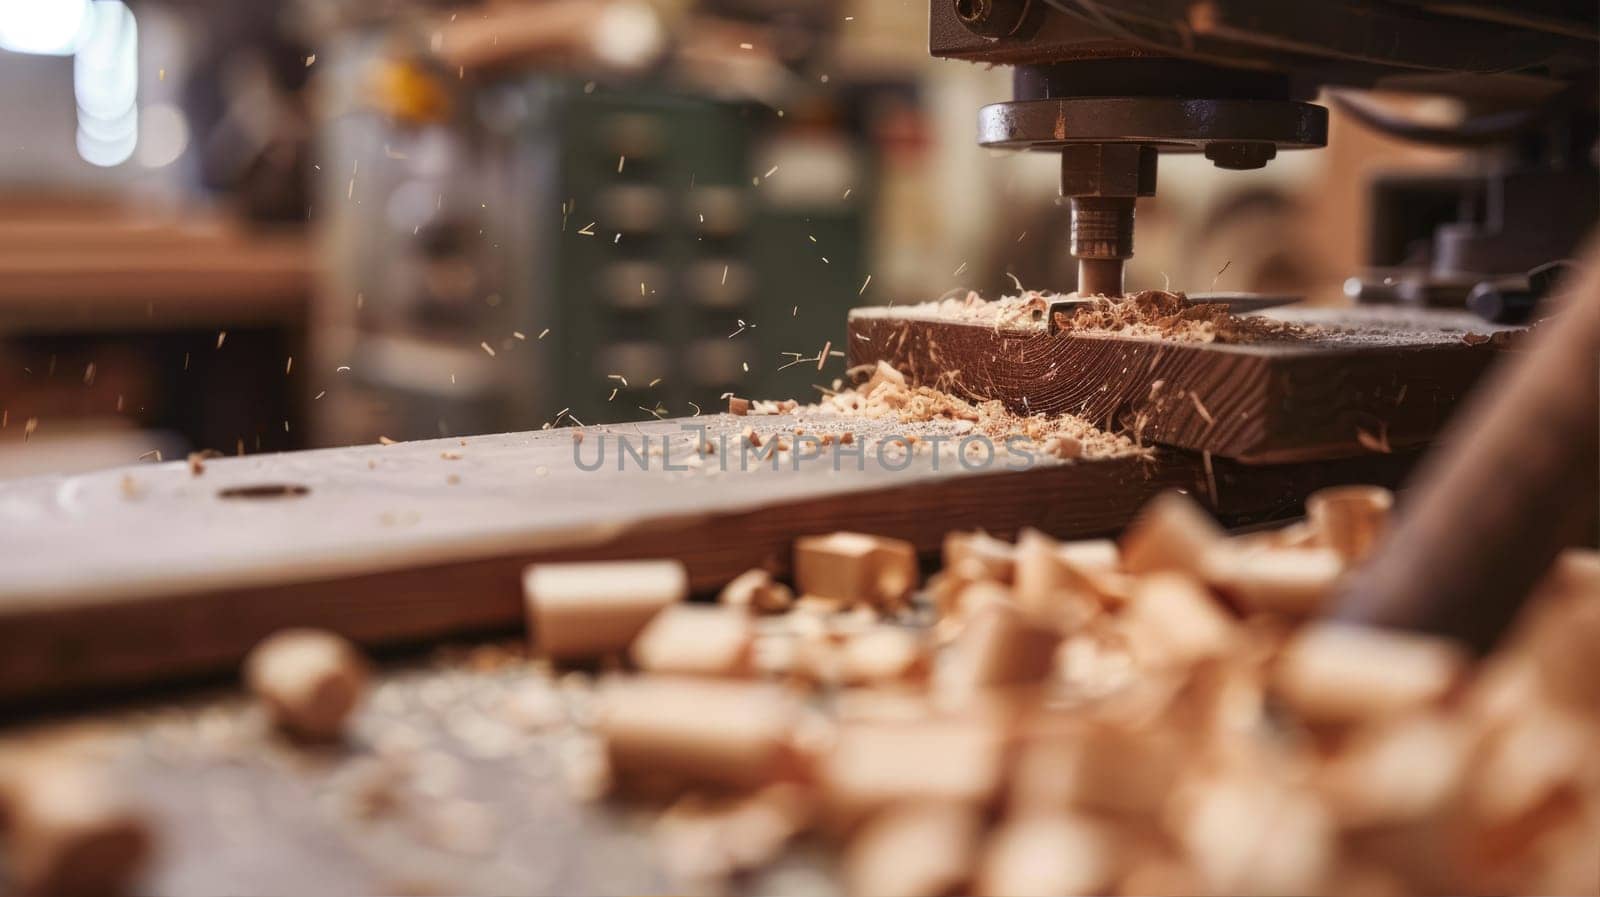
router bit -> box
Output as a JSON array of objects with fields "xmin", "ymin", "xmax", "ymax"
[{"xmin": 1060, "ymin": 144, "xmax": 1156, "ymax": 298}]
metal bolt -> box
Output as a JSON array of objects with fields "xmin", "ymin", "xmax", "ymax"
[
  {"xmin": 1070, "ymin": 197, "xmax": 1135, "ymax": 297},
  {"xmin": 1204, "ymin": 141, "xmax": 1277, "ymax": 170}
]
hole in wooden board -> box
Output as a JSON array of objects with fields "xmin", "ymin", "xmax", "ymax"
[{"xmin": 217, "ymin": 483, "xmax": 310, "ymax": 500}]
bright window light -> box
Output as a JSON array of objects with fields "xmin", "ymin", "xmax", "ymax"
[
  {"xmin": 72, "ymin": 1, "xmax": 136, "ymax": 167},
  {"xmin": 0, "ymin": 0, "xmax": 92, "ymax": 55},
  {"xmin": 74, "ymin": 1, "xmax": 135, "ymax": 119}
]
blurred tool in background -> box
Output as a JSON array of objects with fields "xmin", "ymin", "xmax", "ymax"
[{"xmin": 309, "ymin": 0, "xmax": 910, "ymax": 440}]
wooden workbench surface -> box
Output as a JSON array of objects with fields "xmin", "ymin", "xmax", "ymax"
[
  {"xmin": 4, "ymin": 643, "xmax": 730, "ymax": 896},
  {"xmin": 0, "ymin": 412, "xmax": 1417, "ymax": 705},
  {"xmin": 0, "ymin": 202, "xmax": 311, "ymax": 331}
]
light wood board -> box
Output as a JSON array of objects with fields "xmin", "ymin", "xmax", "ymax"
[{"xmin": 0, "ymin": 413, "xmax": 1419, "ymax": 705}]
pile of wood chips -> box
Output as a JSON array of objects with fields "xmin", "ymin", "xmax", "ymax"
[
  {"xmin": 738, "ymin": 360, "xmax": 1146, "ymax": 463},
  {"xmin": 3, "ymin": 486, "xmax": 1595, "ymax": 896},
  {"xmin": 1053, "ymin": 291, "xmax": 1306, "ymax": 344},
  {"xmin": 530, "ymin": 485, "xmax": 1600, "ymax": 896}
]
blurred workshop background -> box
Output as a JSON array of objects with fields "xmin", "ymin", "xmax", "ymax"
[{"xmin": 0, "ymin": 0, "xmax": 1465, "ymax": 478}]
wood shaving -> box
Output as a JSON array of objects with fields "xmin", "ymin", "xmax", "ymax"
[
  {"xmin": 774, "ymin": 360, "xmax": 1146, "ymax": 461},
  {"xmin": 1052, "ymin": 291, "xmax": 1307, "ymax": 343},
  {"xmin": 868, "ymin": 289, "xmax": 1464, "ymax": 346}
]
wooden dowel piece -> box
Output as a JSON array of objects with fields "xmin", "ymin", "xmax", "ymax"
[
  {"xmin": 0, "ymin": 757, "xmax": 154, "ymax": 897},
  {"xmin": 244, "ymin": 628, "xmax": 369, "ymax": 742},
  {"xmin": 1306, "ymin": 485, "xmax": 1393, "ymax": 564}
]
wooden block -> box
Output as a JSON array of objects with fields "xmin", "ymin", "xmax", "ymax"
[
  {"xmin": 849, "ymin": 303, "xmax": 1516, "ymax": 462},
  {"xmin": 820, "ymin": 721, "xmax": 1006, "ymax": 819},
  {"xmin": 630, "ymin": 606, "xmax": 754, "ymax": 677},
  {"xmin": 523, "ymin": 560, "xmax": 687, "ymax": 661},
  {"xmin": 926, "ymin": 570, "xmax": 973, "ymax": 622},
  {"xmin": 1059, "ymin": 538, "xmax": 1120, "ymax": 573},
  {"xmin": 1319, "ymin": 714, "xmax": 1473, "ymax": 828},
  {"xmin": 1306, "ymin": 485, "xmax": 1393, "ymax": 564},
  {"xmin": 653, "ymin": 784, "xmax": 813, "ymax": 884},
  {"xmin": 1009, "ymin": 722, "xmax": 1185, "ymax": 817},
  {"xmin": 952, "ymin": 580, "xmax": 1014, "ymax": 617},
  {"xmin": 243, "ymin": 628, "xmax": 369, "ymax": 742},
  {"xmin": 718, "ymin": 568, "xmax": 794, "ymax": 614},
  {"xmin": 1121, "ymin": 491, "xmax": 1225, "ymax": 578},
  {"xmin": 837, "ymin": 625, "xmax": 929, "ymax": 686},
  {"xmin": 1119, "ymin": 573, "xmax": 1236, "ymax": 669},
  {"xmin": 974, "ymin": 813, "xmax": 1117, "ymax": 897},
  {"xmin": 1013, "ymin": 529, "xmax": 1118, "ymax": 615},
  {"xmin": 1459, "ymin": 651, "xmax": 1542, "ymax": 732},
  {"xmin": 772, "ymin": 621, "xmax": 927, "ymax": 689},
  {"xmin": 595, "ymin": 676, "xmax": 801, "ymax": 791},
  {"xmin": 1170, "ymin": 776, "xmax": 1336, "ymax": 896},
  {"xmin": 1165, "ymin": 655, "xmax": 1270, "ymax": 747},
  {"xmin": 1203, "ymin": 545, "xmax": 1344, "ymax": 616},
  {"xmin": 794, "ymin": 532, "xmax": 918, "ymax": 611},
  {"xmin": 939, "ymin": 602, "xmax": 1062, "ymax": 697},
  {"xmin": 1468, "ymin": 705, "xmax": 1596, "ymax": 825},
  {"xmin": 942, "ymin": 530, "xmax": 1015, "ymax": 584},
  {"xmin": 1521, "ymin": 549, "xmax": 1600, "ymax": 711},
  {"xmin": 842, "ymin": 802, "xmax": 979, "ymax": 897},
  {"xmin": 1272, "ymin": 622, "xmax": 1467, "ymax": 724},
  {"xmin": 0, "ymin": 756, "xmax": 153, "ymax": 897}
]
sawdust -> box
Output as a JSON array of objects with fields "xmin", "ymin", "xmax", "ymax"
[
  {"xmin": 907, "ymin": 289, "xmax": 1054, "ymax": 330},
  {"xmin": 881, "ymin": 289, "xmax": 1310, "ymax": 344},
  {"xmin": 796, "ymin": 361, "xmax": 1147, "ymax": 462},
  {"xmin": 1056, "ymin": 290, "xmax": 1308, "ymax": 344}
]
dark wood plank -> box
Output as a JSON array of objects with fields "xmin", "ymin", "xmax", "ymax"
[{"xmin": 848, "ymin": 304, "xmax": 1519, "ymax": 463}]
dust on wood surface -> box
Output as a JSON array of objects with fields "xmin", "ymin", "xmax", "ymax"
[
  {"xmin": 867, "ymin": 289, "xmax": 1518, "ymax": 349},
  {"xmin": 849, "ymin": 295, "xmax": 1522, "ymax": 463}
]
